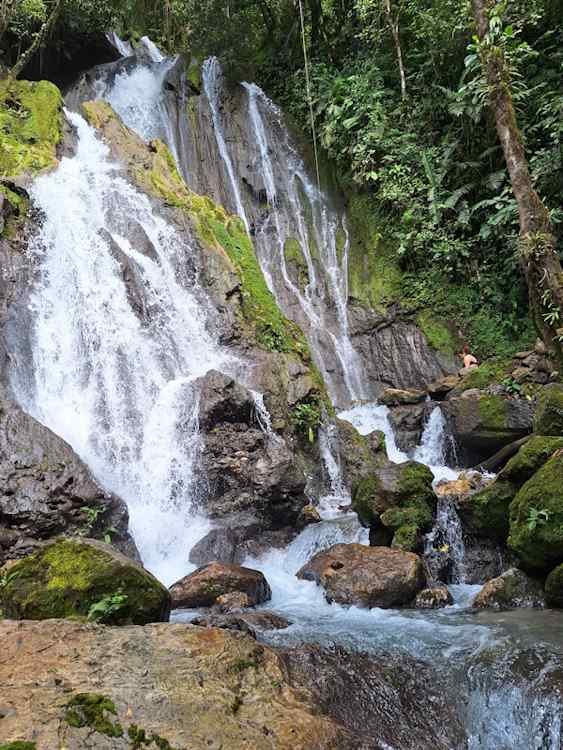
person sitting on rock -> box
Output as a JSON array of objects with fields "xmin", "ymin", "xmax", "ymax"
[{"xmin": 461, "ymin": 345, "xmax": 478, "ymax": 370}]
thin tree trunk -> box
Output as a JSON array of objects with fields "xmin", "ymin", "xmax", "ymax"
[
  {"xmin": 10, "ymin": 0, "xmax": 63, "ymax": 78},
  {"xmin": 472, "ymin": 0, "xmax": 563, "ymax": 354},
  {"xmin": 383, "ymin": 0, "xmax": 407, "ymax": 99}
]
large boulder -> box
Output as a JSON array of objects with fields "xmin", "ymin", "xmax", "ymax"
[
  {"xmin": 0, "ymin": 620, "xmax": 358, "ymax": 749},
  {"xmin": 508, "ymin": 451, "xmax": 563, "ymax": 572},
  {"xmin": 0, "ymin": 397, "xmax": 137, "ymax": 566},
  {"xmin": 335, "ymin": 418, "xmax": 388, "ymax": 488},
  {"xmin": 193, "ymin": 370, "xmax": 308, "ymax": 528},
  {"xmin": 442, "ymin": 392, "xmax": 534, "ymax": 465},
  {"xmin": 0, "ymin": 538, "xmax": 170, "ymax": 624},
  {"xmin": 296, "ymin": 543, "xmax": 425, "ymax": 608},
  {"xmin": 387, "ymin": 401, "xmax": 428, "ymax": 452},
  {"xmin": 498, "ymin": 435, "xmax": 563, "ymax": 484},
  {"xmin": 169, "ymin": 561, "xmax": 271, "ymax": 609},
  {"xmin": 189, "ymin": 524, "xmax": 296, "ymax": 566},
  {"xmin": 351, "ymin": 461, "xmax": 434, "ymax": 552},
  {"xmin": 534, "ymin": 383, "xmax": 563, "ymax": 435},
  {"xmin": 472, "ymin": 568, "xmax": 545, "ymax": 609}
]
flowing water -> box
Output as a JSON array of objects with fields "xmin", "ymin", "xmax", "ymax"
[{"xmin": 9, "ymin": 36, "xmax": 563, "ymax": 749}]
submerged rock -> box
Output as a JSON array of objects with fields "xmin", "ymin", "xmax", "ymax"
[
  {"xmin": 297, "ymin": 543, "xmax": 425, "ymax": 608},
  {"xmin": 0, "ymin": 620, "xmax": 358, "ymax": 749},
  {"xmin": 473, "ymin": 568, "xmax": 545, "ymax": 609},
  {"xmin": 0, "ymin": 538, "xmax": 170, "ymax": 624},
  {"xmin": 282, "ymin": 644, "xmax": 466, "ymax": 750},
  {"xmin": 169, "ymin": 561, "xmax": 271, "ymax": 609},
  {"xmin": 415, "ymin": 584, "xmax": 453, "ymax": 609}
]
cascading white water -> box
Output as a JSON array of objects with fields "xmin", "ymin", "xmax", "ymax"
[
  {"xmin": 201, "ymin": 58, "xmax": 251, "ymax": 234},
  {"xmin": 106, "ymin": 31, "xmax": 134, "ymax": 58},
  {"xmin": 243, "ymin": 81, "xmax": 369, "ymax": 406},
  {"xmin": 11, "ymin": 109, "xmax": 234, "ymax": 585},
  {"xmin": 414, "ymin": 405, "xmax": 459, "ymax": 483}
]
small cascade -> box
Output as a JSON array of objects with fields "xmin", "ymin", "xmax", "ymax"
[
  {"xmin": 338, "ymin": 401, "xmax": 408, "ymax": 464},
  {"xmin": 10, "ymin": 109, "xmax": 233, "ymax": 585},
  {"xmin": 106, "ymin": 32, "xmax": 133, "ymax": 57},
  {"xmin": 201, "ymin": 58, "xmax": 250, "ymax": 233},
  {"xmin": 424, "ymin": 495, "xmax": 467, "ymax": 583},
  {"xmin": 318, "ymin": 422, "xmax": 350, "ymax": 517},
  {"xmin": 139, "ymin": 35, "xmax": 165, "ymax": 62},
  {"xmin": 250, "ymin": 389, "xmax": 281, "ymax": 445},
  {"xmin": 414, "ymin": 405, "xmax": 459, "ymax": 482}
]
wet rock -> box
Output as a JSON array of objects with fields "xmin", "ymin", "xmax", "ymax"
[
  {"xmin": 297, "ymin": 503, "xmax": 321, "ymax": 526},
  {"xmin": 442, "ymin": 393, "xmax": 534, "ymax": 465},
  {"xmin": 534, "ymin": 383, "xmax": 563, "ymax": 435},
  {"xmin": 169, "ymin": 561, "xmax": 271, "ymax": 609},
  {"xmin": 282, "ymin": 644, "xmax": 466, "ymax": 750},
  {"xmin": 380, "ymin": 387, "xmax": 426, "ymax": 406},
  {"xmin": 216, "ymin": 591, "xmax": 251, "ymax": 611},
  {"xmin": 0, "ymin": 396, "xmax": 137, "ymax": 566},
  {"xmin": 335, "ymin": 418, "xmax": 388, "ymax": 487},
  {"xmin": 427, "ymin": 374, "xmax": 460, "ymax": 400},
  {"xmin": 0, "ymin": 537, "xmax": 170, "ymax": 624},
  {"xmin": 498, "ymin": 435, "xmax": 563, "ymax": 484},
  {"xmin": 0, "ymin": 619, "xmax": 356, "ymax": 749},
  {"xmin": 387, "ymin": 401, "xmax": 427, "ymax": 452},
  {"xmin": 508, "ymin": 450, "xmax": 563, "ymax": 572},
  {"xmin": 461, "ymin": 536, "xmax": 513, "ymax": 584},
  {"xmin": 297, "ymin": 543, "xmax": 425, "ymax": 608},
  {"xmin": 415, "ymin": 584, "xmax": 453, "ymax": 609},
  {"xmin": 189, "ymin": 524, "xmax": 296, "ymax": 566},
  {"xmin": 473, "ymin": 568, "xmax": 545, "ymax": 609},
  {"xmin": 194, "ymin": 370, "xmax": 308, "ymax": 529},
  {"xmin": 545, "ymin": 564, "xmax": 563, "ymax": 607},
  {"xmin": 192, "ymin": 610, "xmax": 291, "ymax": 637},
  {"xmin": 352, "ymin": 461, "xmax": 434, "ymax": 551}
]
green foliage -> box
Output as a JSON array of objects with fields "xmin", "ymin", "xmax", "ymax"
[
  {"xmin": 0, "ymin": 743, "xmax": 36, "ymax": 750},
  {"xmin": 526, "ymin": 507, "xmax": 550, "ymax": 532},
  {"xmin": 87, "ymin": 590, "xmax": 128, "ymax": 623},
  {"xmin": 292, "ymin": 398, "xmax": 322, "ymax": 443}
]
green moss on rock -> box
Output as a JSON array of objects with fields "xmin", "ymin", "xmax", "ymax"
[
  {"xmin": 65, "ymin": 693, "xmax": 123, "ymax": 737},
  {"xmin": 456, "ymin": 358, "xmax": 511, "ymax": 392},
  {"xmin": 534, "ymin": 384, "xmax": 563, "ymax": 436},
  {"xmin": 346, "ymin": 193, "xmax": 402, "ymax": 310},
  {"xmin": 0, "ymin": 78, "xmax": 62, "ymax": 179},
  {"xmin": 500, "ymin": 436, "xmax": 563, "ymax": 485},
  {"xmin": 0, "ymin": 743, "xmax": 36, "ymax": 750},
  {"xmin": 0, "ymin": 538, "xmax": 170, "ymax": 624},
  {"xmin": 391, "ymin": 524, "xmax": 420, "ymax": 552},
  {"xmin": 461, "ymin": 480, "xmax": 516, "ymax": 542},
  {"xmin": 478, "ymin": 395, "xmax": 508, "ymax": 431},
  {"xmin": 417, "ymin": 310, "xmax": 457, "ymax": 357},
  {"xmin": 508, "ymin": 452, "xmax": 563, "ymax": 572},
  {"xmin": 545, "ymin": 563, "xmax": 563, "ymax": 608},
  {"xmin": 284, "ymin": 237, "xmax": 309, "ymax": 290}
]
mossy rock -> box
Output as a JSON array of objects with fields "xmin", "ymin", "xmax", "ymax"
[
  {"xmin": 499, "ymin": 436, "xmax": 563, "ymax": 485},
  {"xmin": 545, "ymin": 563, "xmax": 563, "ymax": 608},
  {"xmin": 0, "ymin": 78, "xmax": 62, "ymax": 179},
  {"xmin": 284, "ymin": 237, "xmax": 310, "ymax": 291},
  {"xmin": 0, "ymin": 538, "xmax": 170, "ymax": 624},
  {"xmin": 454, "ymin": 358, "xmax": 511, "ymax": 393},
  {"xmin": 352, "ymin": 461, "xmax": 434, "ymax": 551},
  {"xmin": 458, "ymin": 480, "xmax": 516, "ymax": 542},
  {"xmin": 416, "ymin": 311, "xmax": 457, "ymax": 358},
  {"xmin": 508, "ymin": 452, "xmax": 563, "ymax": 572},
  {"xmin": 534, "ymin": 384, "xmax": 563, "ymax": 436},
  {"xmin": 0, "ymin": 743, "xmax": 36, "ymax": 750}
]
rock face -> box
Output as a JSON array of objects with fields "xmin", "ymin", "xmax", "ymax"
[
  {"xmin": 0, "ymin": 620, "xmax": 358, "ymax": 750},
  {"xmin": 442, "ymin": 392, "xmax": 534, "ymax": 465},
  {"xmin": 0, "ymin": 397, "xmax": 137, "ymax": 566},
  {"xmin": 189, "ymin": 524, "xmax": 295, "ymax": 566},
  {"xmin": 193, "ymin": 370, "xmax": 308, "ymax": 528},
  {"xmin": 169, "ymin": 561, "xmax": 271, "ymax": 608},
  {"xmin": 282, "ymin": 644, "xmax": 466, "ymax": 750},
  {"xmin": 0, "ymin": 538, "xmax": 170, "ymax": 624},
  {"xmin": 297, "ymin": 543, "xmax": 425, "ymax": 608},
  {"xmin": 352, "ymin": 461, "xmax": 435, "ymax": 552},
  {"xmin": 473, "ymin": 568, "xmax": 545, "ymax": 609},
  {"xmin": 508, "ymin": 451, "xmax": 563, "ymax": 572}
]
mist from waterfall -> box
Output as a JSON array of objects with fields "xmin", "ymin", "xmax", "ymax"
[{"xmin": 10, "ymin": 109, "xmax": 234, "ymax": 586}]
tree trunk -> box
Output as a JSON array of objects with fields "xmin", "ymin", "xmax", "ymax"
[
  {"xmin": 472, "ymin": 0, "xmax": 563, "ymax": 354},
  {"xmin": 10, "ymin": 0, "xmax": 63, "ymax": 79},
  {"xmin": 383, "ymin": 0, "xmax": 407, "ymax": 99}
]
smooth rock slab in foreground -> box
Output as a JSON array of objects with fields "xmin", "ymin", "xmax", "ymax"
[
  {"xmin": 297, "ymin": 543, "xmax": 425, "ymax": 608},
  {"xmin": 0, "ymin": 620, "xmax": 358, "ymax": 750},
  {"xmin": 169, "ymin": 561, "xmax": 271, "ymax": 608}
]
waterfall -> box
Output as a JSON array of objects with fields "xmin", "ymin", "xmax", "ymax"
[
  {"xmin": 139, "ymin": 36, "xmax": 165, "ymax": 63},
  {"xmin": 201, "ymin": 58, "xmax": 251, "ymax": 234},
  {"xmin": 338, "ymin": 402, "xmax": 409, "ymax": 465},
  {"xmin": 424, "ymin": 495, "xmax": 467, "ymax": 583},
  {"xmin": 106, "ymin": 32, "xmax": 133, "ymax": 58},
  {"xmin": 414, "ymin": 405, "xmax": 458, "ymax": 482},
  {"xmin": 10, "ymin": 110, "xmax": 234, "ymax": 586}
]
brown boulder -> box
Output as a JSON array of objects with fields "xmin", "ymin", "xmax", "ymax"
[
  {"xmin": 414, "ymin": 585, "xmax": 453, "ymax": 609},
  {"xmin": 192, "ymin": 610, "xmax": 291, "ymax": 637},
  {"xmin": 473, "ymin": 568, "xmax": 545, "ymax": 610},
  {"xmin": 169, "ymin": 561, "xmax": 271, "ymax": 608},
  {"xmin": 0, "ymin": 619, "xmax": 356, "ymax": 749},
  {"xmin": 380, "ymin": 387, "xmax": 426, "ymax": 406},
  {"xmin": 296, "ymin": 543, "xmax": 425, "ymax": 608}
]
